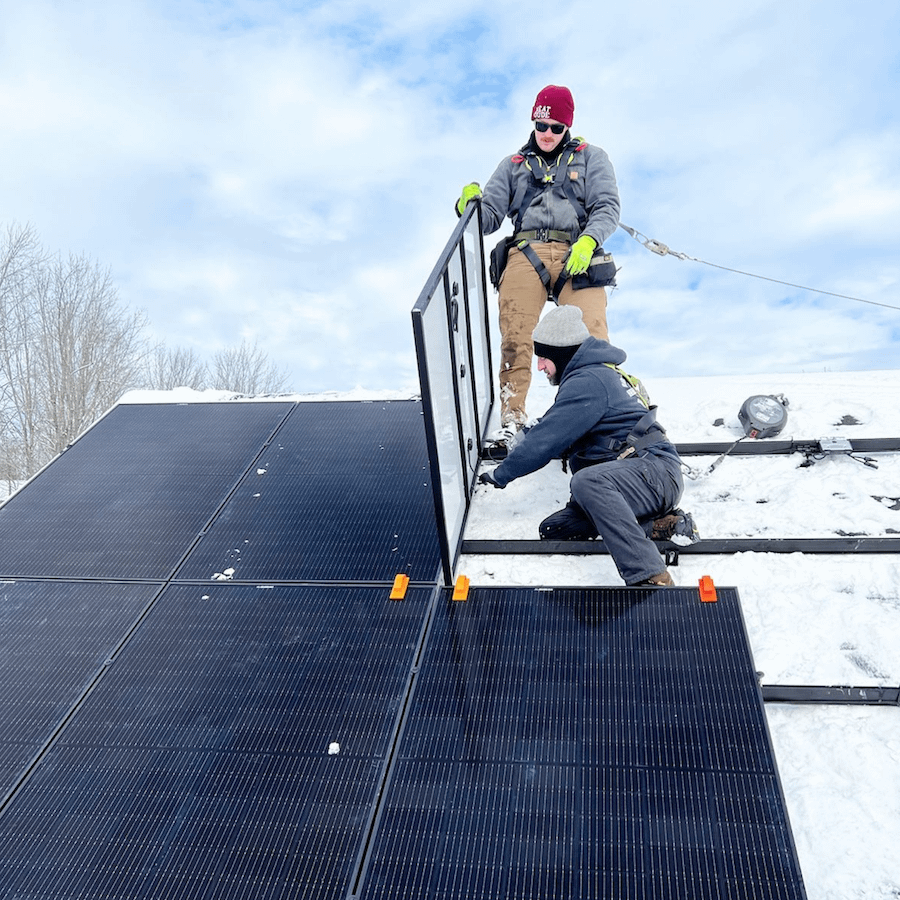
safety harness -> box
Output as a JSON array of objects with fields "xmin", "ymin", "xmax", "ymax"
[
  {"xmin": 509, "ymin": 141, "xmax": 588, "ymax": 301},
  {"xmin": 562, "ymin": 366, "xmax": 667, "ymax": 471},
  {"xmin": 563, "ymin": 403, "xmax": 670, "ymax": 472},
  {"xmin": 613, "ymin": 405, "xmax": 668, "ymax": 460}
]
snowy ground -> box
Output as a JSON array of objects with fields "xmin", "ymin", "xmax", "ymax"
[{"xmin": 463, "ymin": 368, "xmax": 900, "ymax": 900}]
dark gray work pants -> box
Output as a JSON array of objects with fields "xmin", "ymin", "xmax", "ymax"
[{"xmin": 569, "ymin": 452, "xmax": 683, "ymax": 585}]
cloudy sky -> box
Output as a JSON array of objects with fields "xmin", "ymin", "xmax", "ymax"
[{"xmin": 2, "ymin": 0, "xmax": 898, "ymax": 394}]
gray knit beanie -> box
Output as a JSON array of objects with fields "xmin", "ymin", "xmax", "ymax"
[
  {"xmin": 532, "ymin": 306, "xmax": 589, "ymax": 383},
  {"xmin": 532, "ymin": 305, "xmax": 589, "ymax": 353}
]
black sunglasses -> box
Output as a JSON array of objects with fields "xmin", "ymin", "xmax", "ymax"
[{"xmin": 534, "ymin": 121, "xmax": 566, "ymax": 135}]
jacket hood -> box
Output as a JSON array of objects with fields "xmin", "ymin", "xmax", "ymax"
[{"xmin": 561, "ymin": 337, "xmax": 627, "ymax": 379}]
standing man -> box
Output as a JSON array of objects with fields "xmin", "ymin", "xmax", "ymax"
[
  {"xmin": 457, "ymin": 85, "xmax": 620, "ymax": 445},
  {"xmin": 478, "ymin": 306, "xmax": 686, "ymax": 587}
]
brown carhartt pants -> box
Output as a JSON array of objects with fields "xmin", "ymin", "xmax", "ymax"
[{"xmin": 497, "ymin": 241, "xmax": 609, "ymax": 426}]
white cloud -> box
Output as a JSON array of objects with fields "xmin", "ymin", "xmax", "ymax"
[{"xmin": 1, "ymin": 0, "xmax": 898, "ymax": 394}]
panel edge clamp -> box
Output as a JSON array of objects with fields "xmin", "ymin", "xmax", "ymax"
[
  {"xmin": 699, "ymin": 575, "xmax": 718, "ymax": 603},
  {"xmin": 390, "ymin": 574, "xmax": 410, "ymax": 600},
  {"xmin": 452, "ymin": 575, "xmax": 471, "ymax": 602}
]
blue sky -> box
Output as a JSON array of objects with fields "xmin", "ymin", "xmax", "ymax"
[{"xmin": 2, "ymin": 0, "xmax": 898, "ymax": 393}]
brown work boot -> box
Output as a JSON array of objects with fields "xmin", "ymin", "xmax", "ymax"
[
  {"xmin": 632, "ymin": 570, "xmax": 675, "ymax": 587},
  {"xmin": 651, "ymin": 509, "xmax": 700, "ymax": 546}
]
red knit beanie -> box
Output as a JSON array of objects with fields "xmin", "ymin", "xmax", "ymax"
[{"xmin": 532, "ymin": 85, "xmax": 574, "ymax": 127}]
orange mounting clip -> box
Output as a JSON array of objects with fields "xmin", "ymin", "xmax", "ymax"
[
  {"xmin": 452, "ymin": 575, "xmax": 470, "ymax": 602},
  {"xmin": 699, "ymin": 575, "xmax": 717, "ymax": 603},
  {"xmin": 389, "ymin": 574, "xmax": 410, "ymax": 600}
]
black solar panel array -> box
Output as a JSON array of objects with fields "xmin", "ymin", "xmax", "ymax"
[{"xmin": 0, "ymin": 400, "xmax": 806, "ymax": 898}]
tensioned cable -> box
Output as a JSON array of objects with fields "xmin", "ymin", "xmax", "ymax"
[{"xmin": 619, "ymin": 223, "xmax": 900, "ymax": 312}]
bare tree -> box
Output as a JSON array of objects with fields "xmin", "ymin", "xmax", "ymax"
[
  {"xmin": 144, "ymin": 344, "xmax": 208, "ymax": 391},
  {"xmin": 0, "ymin": 223, "xmax": 47, "ymax": 483},
  {"xmin": 210, "ymin": 340, "xmax": 289, "ymax": 394},
  {"xmin": 1, "ymin": 223, "xmax": 292, "ymax": 490},
  {"xmin": 33, "ymin": 254, "xmax": 149, "ymax": 457},
  {"xmin": 1, "ymin": 224, "xmax": 150, "ymax": 481}
]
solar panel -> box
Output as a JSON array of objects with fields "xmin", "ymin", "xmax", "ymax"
[
  {"xmin": 0, "ymin": 580, "xmax": 159, "ymax": 795},
  {"xmin": 177, "ymin": 401, "xmax": 442, "ymax": 583},
  {"xmin": 46, "ymin": 403, "xmax": 295, "ymax": 476},
  {"xmin": 0, "ymin": 403, "xmax": 293, "ymax": 580},
  {"xmin": 0, "ymin": 583, "xmax": 434, "ymax": 898},
  {"xmin": 359, "ymin": 585, "xmax": 807, "ymax": 899}
]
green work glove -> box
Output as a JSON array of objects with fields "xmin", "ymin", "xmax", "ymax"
[
  {"xmin": 456, "ymin": 182, "xmax": 482, "ymax": 216},
  {"xmin": 564, "ymin": 235, "xmax": 597, "ymax": 275}
]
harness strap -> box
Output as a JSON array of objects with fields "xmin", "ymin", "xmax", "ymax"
[
  {"xmin": 509, "ymin": 141, "xmax": 588, "ymax": 302},
  {"xmin": 585, "ymin": 406, "xmax": 667, "ymax": 457},
  {"xmin": 514, "ymin": 229, "xmax": 572, "ymax": 243},
  {"xmin": 516, "ymin": 240, "xmax": 570, "ymax": 303},
  {"xmin": 616, "ymin": 406, "xmax": 669, "ymax": 459},
  {"xmin": 509, "ymin": 157, "xmax": 545, "ymax": 233},
  {"xmin": 559, "ymin": 147, "xmax": 588, "ymax": 231}
]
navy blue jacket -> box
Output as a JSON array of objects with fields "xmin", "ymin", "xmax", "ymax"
[{"xmin": 490, "ymin": 338, "xmax": 678, "ymax": 487}]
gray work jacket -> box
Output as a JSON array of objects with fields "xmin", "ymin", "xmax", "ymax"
[{"xmin": 479, "ymin": 134, "xmax": 620, "ymax": 248}]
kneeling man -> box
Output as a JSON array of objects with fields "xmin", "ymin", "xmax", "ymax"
[{"xmin": 479, "ymin": 305, "xmax": 691, "ymax": 586}]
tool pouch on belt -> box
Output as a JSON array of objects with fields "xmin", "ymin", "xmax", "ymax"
[
  {"xmin": 571, "ymin": 248, "xmax": 617, "ymax": 289},
  {"xmin": 489, "ymin": 235, "xmax": 516, "ymax": 289}
]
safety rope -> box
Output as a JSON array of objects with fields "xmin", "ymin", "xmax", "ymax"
[
  {"xmin": 619, "ymin": 223, "xmax": 900, "ymax": 313},
  {"xmin": 681, "ymin": 436, "xmax": 748, "ymax": 481}
]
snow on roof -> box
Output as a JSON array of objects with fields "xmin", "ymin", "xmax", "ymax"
[{"xmin": 117, "ymin": 386, "xmax": 417, "ymax": 404}]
